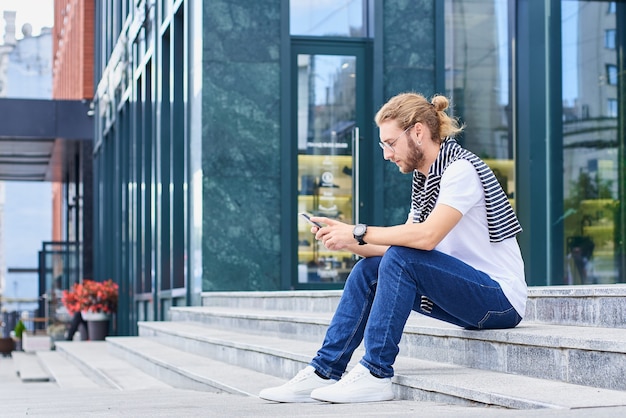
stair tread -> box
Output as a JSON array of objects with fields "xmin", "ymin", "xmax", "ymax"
[
  {"xmin": 55, "ymin": 341, "xmax": 172, "ymax": 390},
  {"xmin": 107, "ymin": 335, "xmax": 287, "ymax": 396},
  {"xmin": 11, "ymin": 351, "xmax": 50, "ymax": 382},
  {"xmin": 167, "ymin": 306, "xmax": 626, "ymax": 352},
  {"xmin": 201, "ymin": 285, "xmax": 626, "ymax": 298},
  {"xmin": 36, "ymin": 351, "xmax": 102, "ymax": 389},
  {"xmin": 137, "ymin": 320, "xmax": 626, "ymax": 409}
]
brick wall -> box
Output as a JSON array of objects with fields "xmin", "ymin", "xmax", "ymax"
[{"xmin": 52, "ymin": 0, "xmax": 94, "ymax": 100}]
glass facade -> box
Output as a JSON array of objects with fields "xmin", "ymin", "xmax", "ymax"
[
  {"xmin": 444, "ymin": 0, "xmax": 515, "ymax": 205},
  {"xmin": 91, "ymin": 0, "xmax": 626, "ymax": 335},
  {"xmin": 444, "ymin": 0, "xmax": 625, "ymax": 285},
  {"xmin": 93, "ymin": 1, "xmax": 190, "ymax": 334},
  {"xmin": 561, "ymin": 1, "xmax": 624, "ymax": 285}
]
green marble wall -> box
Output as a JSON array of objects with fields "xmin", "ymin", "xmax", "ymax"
[
  {"xmin": 202, "ymin": 0, "xmax": 283, "ymax": 291},
  {"xmin": 380, "ymin": 0, "xmax": 438, "ymax": 225},
  {"xmin": 200, "ymin": 1, "xmax": 437, "ymax": 291}
]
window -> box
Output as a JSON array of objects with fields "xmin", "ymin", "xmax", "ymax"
[
  {"xmin": 561, "ymin": 1, "xmax": 622, "ymax": 285},
  {"xmin": 607, "ymin": 64, "xmax": 618, "ymax": 85},
  {"xmin": 607, "ymin": 99, "xmax": 618, "ymax": 117},
  {"xmin": 608, "ymin": 2, "xmax": 616, "ymax": 13},
  {"xmin": 605, "ymin": 29, "xmax": 615, "ymax": 49},
  {"xmin": 290, "ymin": 0, "xmax": 369, "ymax": 37},
  {"xmin": 444, "ymin": 0, "xmax": 515, "ymax": 199}
]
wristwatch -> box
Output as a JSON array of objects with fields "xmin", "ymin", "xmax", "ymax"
[{"xmin": 353, "ymin": 224, "xmax": 368, "ymax": 245}]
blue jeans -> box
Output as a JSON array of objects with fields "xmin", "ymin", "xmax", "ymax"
[{"xmin": 310, "ymin": 246, "xmax": 522, "ymax": 379}]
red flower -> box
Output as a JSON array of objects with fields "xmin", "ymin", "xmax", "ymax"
[{"xmin": 62, "ymin": 279, "xmax": 119, "ymax": 314}]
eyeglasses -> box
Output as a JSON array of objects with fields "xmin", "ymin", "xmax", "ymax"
[{"xmin": 378, "ymin": 125, "xmax": 413, "ymax": 153}]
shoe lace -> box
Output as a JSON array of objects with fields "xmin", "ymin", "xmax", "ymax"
[
  {"xmin": 286, "ymin": 368, "xmax": 314, "ymax": 385},
  {"xmin": 337, "ymin": 367, "xmax": 368, "ymax": 386}
]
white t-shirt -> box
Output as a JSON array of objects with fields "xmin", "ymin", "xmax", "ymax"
[{"xmin": 415, "ymin": 159, "xmax": 527, "ymax": 317}]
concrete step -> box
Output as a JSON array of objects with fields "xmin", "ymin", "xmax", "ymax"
[
  {"xmin": 11, "ymin": 351, "xmax": 50, "ymax": 382},
  {"xmin": 526, "ymin": 284, "xmax": 626, "ymax": 328},
  {"xmin": 2, "ymin": 353, "xmax": 549, "ymax": 418},
  {"xmin": 54, "ymin": 341, "xmax": 173, "ymax": 391},
  {"xmin": 169, "ymin": 306, "xmax": 333, "ymax": 343},
  {"xmin": 131, "ymin": 321, "xmax": 626, "ymax": 410},
  {"xmin": 36, "ymin": 351, "xmax": 102, "ymax": 389},
  {"xmin": 200, "ymin": 285, "xmax": 626, "ymax": 328},
  {"xmin": 200, "ymin": 290, "xmax": 342, "ymax": 313},
  {"xmin": 106, "ymin": 335, "xmax": 288, "ymax": 396},
  {"xmin": 165, "ymin": 306, "xmax": 626, "ymax": 391}
]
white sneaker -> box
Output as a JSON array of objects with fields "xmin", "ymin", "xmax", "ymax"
[
  {"xmin": 259, "ymin": 366, "xmax": 337, "ymax": 403},
  {"xmin": 310, "ymin": 363, "xmax": 394, "ymax": 403}
]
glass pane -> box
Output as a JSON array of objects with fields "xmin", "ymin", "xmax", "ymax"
[
  {"xmin": 561, "ymin": 0, "xmax": 623, "ymax": 285},
  {"xmin": 297, "ymin": 54, "xmax": 357, "ymax": 284},
  {"xmin": 290, "ymin": 0, "xmax": 366, "ymax": 37},
  {"xmin": 444, "ymin": 1, "xmax": 515, "ymax": 203}
]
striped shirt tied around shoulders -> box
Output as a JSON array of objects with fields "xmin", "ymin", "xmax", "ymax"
[{"xmin": 410, "ymin": 138, "xmax": 522, "ymax": 243}]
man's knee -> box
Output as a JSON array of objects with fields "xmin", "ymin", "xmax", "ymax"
[
  {"xmin": 347, "ymin": 256, "xmax": 381, "ymax": 286},
  {"xmin": 380, "ymin": 246, "xmax": 416, "ymax": 267},
  {"xmin": 382, "ymin": 246, "xmax": 439, "ymax": 267}
]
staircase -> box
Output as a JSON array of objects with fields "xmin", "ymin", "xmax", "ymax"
[{"xmin": 48, "ymin": 285, "xmax": 626, "ymax": 410}]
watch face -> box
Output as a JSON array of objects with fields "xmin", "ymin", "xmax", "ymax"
[{"xmin": 354, "ymin": 224, "xmax": 366, "ymax": 236}]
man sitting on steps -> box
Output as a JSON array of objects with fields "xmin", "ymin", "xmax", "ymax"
[{"xmin": 259, "ymin": 92, "xmax": 527, "ymax": 404}]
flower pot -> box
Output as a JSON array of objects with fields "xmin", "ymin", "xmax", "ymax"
[
  {"xmin": 0, "ymin": 337, "xmax": 14, "ymax": 356},
  {"xmin": 81, "ymin": 311, "xmax": 111, "ymax": 341},
  {"xmin": 86, "ymin": 319, "xmax": 110, "ymax": 341},
  {"xmin": 81, "ymin": 311, "xmax": 111, "ymax": 321}
]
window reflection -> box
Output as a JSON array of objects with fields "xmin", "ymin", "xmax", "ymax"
[
  {"xmin": 561, "ymin": 0, "xmax": 622, "ymax": 285},
  {"xmin": 444, "ymin": 0, "xmax": 515, "ymax": 202},
  {"xmin": 296, "ymin": 54, "xmax": 357, "ymax": 284},
  {"xmin": 290, "ymin": 0, "xmax": 367, "ymax": 37}
]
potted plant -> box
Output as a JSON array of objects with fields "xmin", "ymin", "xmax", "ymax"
[
  {"xmin": 10, "ymin": 319, "xmax": 26, "ymax": 351},
  {"xmin": 62, "ymin": 279, "xmax": 119, "ymax": 340}
]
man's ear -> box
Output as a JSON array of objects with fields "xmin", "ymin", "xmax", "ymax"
[{"xmin": 413, "ymin": 123, "xmax": 424, "ymax": 140}]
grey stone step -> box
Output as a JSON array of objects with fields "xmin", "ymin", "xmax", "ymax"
[
  {"xmin": 106, "ymin": 335, "xmax": 288, "ymax": 396},
  {"xmin": 169, "ymin": 306, "xmax": 333, "ymax": 343},
  {"xmin": 133, "ymin": 321, "xmax": 626, "ymax": 410},
  {"xmin": 165, "ymin": 306, "xmax": 626, "ymax": 391},
  {"xmin": 201, "ymin": 285, "xmax": 626, "ymax": 328},
  {"xmin": 400, "ymin": 314, "xmax": 626, "ymax": 391},
  {"xmin": 201, "ymin": 290, "xmax": 342, "ymax": 313},
  {"xmin": 36, "ymin": 351, "xmax": 102, "ymax": 389},
  {"xmin": 54, "ymin": 341, "xmax": 173, "ymax": 391},
  {"xmin": 11, "ymin": 351, "xmax": 50, "ymax": 382},
  {"xmin": 526, "ymin": 284, "xmax": 626, "ymax": 328},
  {"xmin": 3, "ymin": 354, "xmax": 559, "ymax": 418}
]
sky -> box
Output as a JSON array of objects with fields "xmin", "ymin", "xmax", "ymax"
[{"xmin": 0, "ymin": 0, "xmax": 53, "ymax": 42}]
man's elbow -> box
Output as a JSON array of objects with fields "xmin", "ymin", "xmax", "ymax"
[{"xmin": 411, "ymin": 232, "xmax": 440, "ymax": 251}]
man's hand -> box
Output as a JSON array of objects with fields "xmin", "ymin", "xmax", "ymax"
[{"xmin": 310, "ymin": 217, "xmax": 355, "ymax": 250}]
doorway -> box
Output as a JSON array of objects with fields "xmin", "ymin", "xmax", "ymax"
[{"xmin": 291, "ymin": 40, "xmax": 372, "ymax": 288}]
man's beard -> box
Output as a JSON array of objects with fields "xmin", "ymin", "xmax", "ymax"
[{"xmin": 399, "ymin": 144, "xmax": 425, "ymax": 174}]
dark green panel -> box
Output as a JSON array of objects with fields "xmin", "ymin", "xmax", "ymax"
[
  {"xmin": 202, "ymin": 0, "xmax": 283, "ymax": 291},
  {"xmin": 172, "ymin": 7, "xmax": 185, "ymax": 290},
  {"xmin": 376, "ymin": 0, "xmax": 438, "ymax": 226},
  {"xmin": 516, "ymin": 0, "xmax": 560, "ymax": 286}
]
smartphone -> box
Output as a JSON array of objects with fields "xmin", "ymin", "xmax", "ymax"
[{"xmin": 299, "ymin": 212, "xmax": 323, "ymax": 228}]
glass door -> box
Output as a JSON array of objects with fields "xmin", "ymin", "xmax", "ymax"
[{"xmin": 292, "ymin": 42, "xmax": 370, "ymax": 287}]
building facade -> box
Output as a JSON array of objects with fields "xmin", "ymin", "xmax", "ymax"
[
  {"xmin": 0, "ymin": 2, "xmax": 93, "ymax": 333},
  {"xmin": 89, "ymin": 1, "xmax": 626, "ymax": 335}
]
